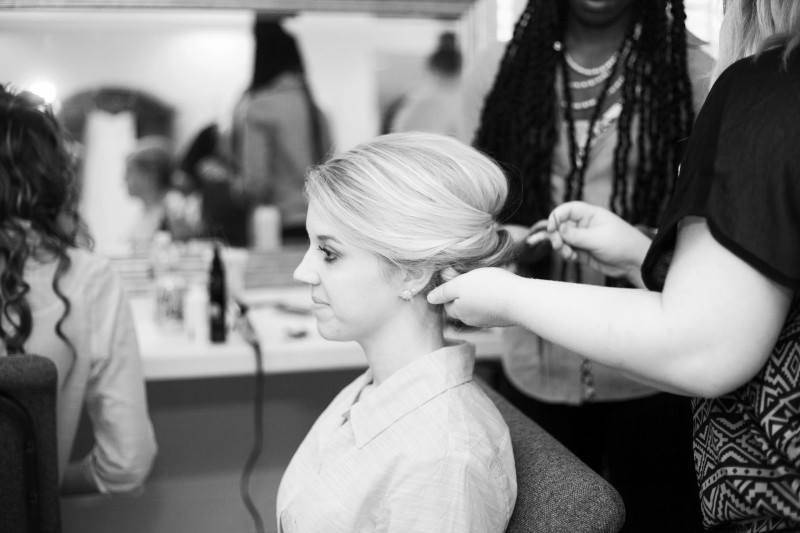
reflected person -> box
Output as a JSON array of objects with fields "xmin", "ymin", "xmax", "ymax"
[
  {"xmin": 232, "ymin": 17, "xmax": 331, "ymax": 243},
  {"xmin": 388, "ymin": 31, "xmax": 465, "ymax": 137},
  {"xmin": 124, "ymin": 136, "xmax": 173, "ymax": 252}
]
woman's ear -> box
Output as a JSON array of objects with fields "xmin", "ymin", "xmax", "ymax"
[{"xmin": 401, "ymin": 266, "xmax": 436, "ymax": 296}]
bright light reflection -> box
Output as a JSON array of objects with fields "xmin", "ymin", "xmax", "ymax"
[
  {"xmin": 496, "ymin": 0, "xmax": 516, "ymax": 42},
  {"xmin": 26, "ymin": 80, "xmax": 57, "ymax": 105}
]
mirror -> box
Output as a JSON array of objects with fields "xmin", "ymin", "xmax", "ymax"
[
  {"xmin": 0, "ymin": 7, "xmax": 476, "ymax": 261},
  {"xmin": 0, "ymin": 1, "xmax": 722, "ymax": 274}
]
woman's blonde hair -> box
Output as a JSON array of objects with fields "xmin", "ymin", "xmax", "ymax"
[
  {"xmin": 714, "ymin": 0, "xmax": 800, "ymax": 81},
  {"xmin": 305, "ymin": 132, "xmax": 515, "ymax": 288}
]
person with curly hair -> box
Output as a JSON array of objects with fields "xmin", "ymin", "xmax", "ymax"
[{"xmin": 0, "ymin": 84, "xmax": 156, "ymax": 494}]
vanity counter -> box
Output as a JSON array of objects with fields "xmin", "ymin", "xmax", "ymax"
[{"xmin": 133, "ymin": 286, "xmax": 505, "ymax": 380}]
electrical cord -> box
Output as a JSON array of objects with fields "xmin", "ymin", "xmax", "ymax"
[{"xmin": 235, "ymin": 300, "xmax": 266, "ymax": 533}]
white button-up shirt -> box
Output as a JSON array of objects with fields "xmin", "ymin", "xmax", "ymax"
[
  {"xmin": 276, "ymin": 341, "xmax": 516, "ymax": 532},
  {"xmin": 22, "ymin": 248, "xmax": 156, "ymax": 493}
]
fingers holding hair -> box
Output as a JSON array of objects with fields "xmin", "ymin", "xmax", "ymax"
[{"xmin": 427, "ymin": 279, "xmax": 456, "ymax": 305}]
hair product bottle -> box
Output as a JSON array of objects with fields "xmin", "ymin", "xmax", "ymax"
[{"xmin": 208, "ymin": 244, "xmax": 227, "ymax": 343}]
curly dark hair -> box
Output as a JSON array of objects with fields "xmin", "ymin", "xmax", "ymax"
[
  {"xmin": 475, "ymin": 0, "xmax": 694, "ymax": 230},
  {"xmin": 0, "ymin": 83, "xmax": 90, "ymax": 356}
]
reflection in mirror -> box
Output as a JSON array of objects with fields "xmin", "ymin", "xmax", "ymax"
[
  {"xmin": 0, "ymin": 8, "xmax": 466, "ymax": 291},
  {"xmin": 0, "ymin": 9, "xmax": 486, "ymax": 533}
]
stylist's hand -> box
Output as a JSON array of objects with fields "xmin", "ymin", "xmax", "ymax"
[
  {"xmin": 546, "ymin": 201, "xmax": 650, "ymax": 285},
  {"xmin": 427, "ymin": 268, "xmax": 519, "ymax": 328}
]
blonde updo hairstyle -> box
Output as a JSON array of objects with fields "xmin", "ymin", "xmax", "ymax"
[{"xmin": 305, "ymin": 132, "xmax": 515, "ymax": 294}]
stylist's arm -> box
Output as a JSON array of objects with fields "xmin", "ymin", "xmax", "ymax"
[{"xmin": 428, "ymin": 218, "xmax": 792, "ymax": 398}]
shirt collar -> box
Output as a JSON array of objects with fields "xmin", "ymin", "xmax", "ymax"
[{"xmin": 345, "ymin": 341, "xmax": 475, "ymax": 449}]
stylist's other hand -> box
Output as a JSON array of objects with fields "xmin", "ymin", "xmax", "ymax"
[
  {"xmin": 427, "ymin": 268, "xmax": 518, "ymax": 328},
  {"xmin": 547, "ymin": 201, "xmax": 650, "ymax": 285}
]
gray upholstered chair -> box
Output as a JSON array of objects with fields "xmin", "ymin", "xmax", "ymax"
[
  {"xmin": 0, "ymin": 354, "xmax": 61, "ymax": 533},
  {"xmin": 480, "ymin": 380, "xmax": 626, "ymax": 533}
]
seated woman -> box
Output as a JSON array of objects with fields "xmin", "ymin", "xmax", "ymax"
[
  {"xmin": 277, "ymin": 132, "xmax": 517, "ymax": 532},
  {"xmin": 0, "ymin": 85, "xmax": 157, "ymax": 494}
]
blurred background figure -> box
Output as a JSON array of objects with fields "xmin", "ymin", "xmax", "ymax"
[
  {"xmin": 386, "ymin": 31, "xmax": 464, "ymax": 137},
  {"xmin": 232, "ymin": 17, "xmax": 332, "ymax": 245},
  {"xmin": 0, "ymin": 83, "xmax": 156, "ymax": 495},
  {"xmin": 124, "ymin": 136, "xmax": 174, "ymax": 251},
  {"xmin": 124, "ymin": 136, "xmax": 202, "ymax": 251},
  {"xmin": 178, "ymin": 124, "xmax": 249, "ymax": 248}
]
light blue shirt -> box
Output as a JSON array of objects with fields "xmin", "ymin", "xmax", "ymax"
[{"xmin": 276, "ymin": 341, "xmax": 516, "ymax": 532}]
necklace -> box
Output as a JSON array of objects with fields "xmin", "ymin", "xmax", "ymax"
[
  {"xmin": 556, "ymin": 26, "xmax": 638, "ymax": 401},
  {"xmin": 558, "ymin": 40, "xmax": 628, "ymax": 184},
  {"xmin": 569, "ymin": 70, "xmax": 612, "ymax": 90},
  {"xmin": 568, "ymin": 74, "xmax": 625, "ymax": 111},
  {"xmin": 561, "ymin": 51, "xmax": 619, "ymax": 402},
  {"xmin": 564, "ymin": 50, "xmax": 618, "ymax": 77}
]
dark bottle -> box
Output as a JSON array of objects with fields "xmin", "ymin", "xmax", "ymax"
[{"xmin": 208, "ymin": 244, "xmax": 227, "ymax": 343}]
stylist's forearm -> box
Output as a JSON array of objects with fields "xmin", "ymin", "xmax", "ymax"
[
  {"xmin": 498, "ymin": 273, "xmax": 755, "ymax": 397},
  {"xmin": 499, "ymin": 264, "xmax": 785, "ymax": 399},
  {"xmin": 501, "ymin": 278, "xmax": 681, "ymax": 384},
  {"xmin": 488, "ymin": 219, "xmax": 789, "ymax": 398}
]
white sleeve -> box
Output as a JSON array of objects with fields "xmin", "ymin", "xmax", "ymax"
[{"xmin": 80, "ymin": 261, "xmax": 157, "ymax": 493}]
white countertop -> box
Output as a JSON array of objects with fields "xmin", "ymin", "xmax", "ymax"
[{"xmin": 133, "ymin": 287, "xmax": 505, "ymax": 381}]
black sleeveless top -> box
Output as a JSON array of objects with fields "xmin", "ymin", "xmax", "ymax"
[{"xmin": 642, "ymin": 47, "xmax": 800, "ymax": 532}]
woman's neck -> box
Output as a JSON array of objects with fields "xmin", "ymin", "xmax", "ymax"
[
  {"xmin": 360, "ymin": 302, "xmax": 445, "ymax": 386},
  {"xmin": 565, "ymin": 9, "xmax": 634, "ymax": 64}
]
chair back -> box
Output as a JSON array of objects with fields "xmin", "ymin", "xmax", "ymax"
[
  {"xmin": 480, "ymin": 380, "xmax": 626, "ymax": 533},
  {"xmin": 0, "ymin": 354, "xmax": 61, "ymax": 533}
]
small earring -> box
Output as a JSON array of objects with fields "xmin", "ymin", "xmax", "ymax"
[{"xmin": 400, "ymin": 289, "xmax": 413, "ymax": 301}]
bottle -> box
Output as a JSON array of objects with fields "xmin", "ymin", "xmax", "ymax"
[
  {"xmin": 151, "ymin": 232, "xmax": 185, "ymax": 331},
  {"xmin": 184, "ymin": 280, "xmax": 208, "ymax": 343},
  {"xmin": 208, "ymin": 244, "xmax": 227, "ymax": 343}
]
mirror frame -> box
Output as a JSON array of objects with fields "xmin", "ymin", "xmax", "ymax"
[{"xmin": 0, "ymin": 0, "xmax": 472, "ymax": 19}]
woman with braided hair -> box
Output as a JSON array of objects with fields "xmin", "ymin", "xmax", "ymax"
[
  {"xmin": 458, "ymin": 1, "xmax": 713, "ymax": 531},
  {"xmin": 0, "ymin": 84, "xmax": 156, "ymax": 494},
  {"xmin": 436, "ymin": 0, "xmax": 800, "ymax": 531}
]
